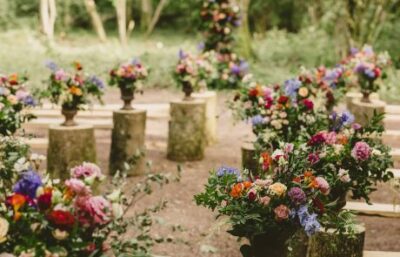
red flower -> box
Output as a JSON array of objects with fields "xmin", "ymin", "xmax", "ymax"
[
  {"xmin": 312, "ymin": 198, "xmax": 325, "ymax": 214},
  {"xmin": 47, "ymin": 210, "xmax": 75, "ymax": 230},
  {"xmin": 373, "ymin": 67, "xmax": 381, "ymax": 78},
  {"xmin": 277, "ymin": 95, "xmax": 289, "ymax": 104},
  {"xmin": 302, "ymin": 99, "xmax": 314, "ymax": 110},
  {"xmin": 248, "ymin": 88, "xmax": 258, "ymax": 97},
  {"xmin": 307, "ymin": 132, "xmax": 326, "ymax": 146},
  {"xmin": 86, "ymin": 242, "xmax": 97, "ymax": 253},
  {"xmin": 37, "ymin": 192, "xmax": 52, "ymax": 211}
]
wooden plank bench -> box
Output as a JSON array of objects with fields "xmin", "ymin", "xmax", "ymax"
[
  {"xmin": 345, "ymin": 202, "xmax": 400, "ymax": 218},
  {"xmin": 364, "ymin": 251, "xmax": 400, "ymax": 257}
]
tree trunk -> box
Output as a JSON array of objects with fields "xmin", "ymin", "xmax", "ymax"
[
  {"xmin": 48, "ymin": 0, "xmax": 56, "ymax": 40},
  {"xmin": 145, "ymin": 0, "xmax": 168, "ymax": 37},
  {"xmin": 84, "ymin": 0, "xmax": 107, "ymax": 42},
  {"xmin": 40, "ymin": 0, "xmax": 57, "ymax": 41},
  {"xmin": 238, "ymin": 0, "xmax": 255, "ymax": 59},
  {"xmin": 115, "ymin": 0, "xmax": 128, "ymax": 46},
  {"xmin": 141, "ymin": 0, "xmax": 153, "ymax": 31}
]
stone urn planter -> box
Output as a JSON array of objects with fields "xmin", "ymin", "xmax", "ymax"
[
  {"xmin": 119, "ymin": 84, "xmax": 135, "ymax": 110},
  {"xmin": 182, "ymin": 81, "xmax": 194, "ymax": 101},
  {"xmin": 61, "ymin": 107, "xmax": 78, "ymax": 126}
]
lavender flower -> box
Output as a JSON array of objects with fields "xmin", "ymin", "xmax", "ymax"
[
  {"xmin": 178, "ymin": 49, "xmax": 188, "ymax": 60},
  {"xmin": 216, "ymin": 166, "xmax": 240, "ymax": 177},
  {"xmin": 45, "ymin": 60, "xmax": 58, "ymax": 72},
  {"xmin": 23, "ymin": 95, "xmax": 36, "ymax": 106},
  {"xmin": 13, "ymin": 170, "xmax": 42, "ymax": 199},
  {"xmin": 197, "ymin": 42, "xmax": 205, "ymax": 51},
  {"xmin": 231, "ymin": 61, "xmax": 248, "ymax": 76},
  {"xmin": 341, "ymin": 111, "xmax": 354, "ymax": 126},
  {"xmin": 295, "ymin": 205, "xmax": 321, "ymax": 236}
]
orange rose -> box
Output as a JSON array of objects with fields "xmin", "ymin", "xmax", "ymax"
[
  {"xmin": 337, "ymin": 134, "xmax": 348, "ymax": 145},
  {"xmin": 69, "ymin": 86, "xmax": 82, "ymax": 96},
  {"xmin": 230, "ymin": 183, "xmax": 244, "ymax": 198}
]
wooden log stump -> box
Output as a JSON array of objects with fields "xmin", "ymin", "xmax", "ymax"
[
  {"xmin": 167, "ymin": 99, "xmax": 206, "ymax": 161},
  {"xmin": 192, "ymin": 91, "xmax": 218, "ymax": 145},
  {"xmin": 241, "ymin": 141, "xmax": 259, "ymax": 173},
  {"xmin": 346, "ymin": 92, "xmax": 379, "ymax": 114},
  {"xmin": 109, "ymin": 109, "xmax": 146, "ymax": 176},
  {"xmin": 47, "ymin": 124, "xmax": 96, "ymax": 180},
  {"xmin": 352, "ymin": 99, "xmax": 386, "ymax": 126},
  {"xmin": 307, "ymin": 225, "xmax": 365, "ymax": 257}
]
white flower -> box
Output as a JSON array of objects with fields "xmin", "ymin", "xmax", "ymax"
[
  {"xmin": 333, "ymin": 144, "xmax": 344, "ymax": 154},
  {"xmin": 282, "ymin": 120, "xmax": 289, "ymax": 125},
  {"xmin": 112, "ymin": 203, "xmax": 124, "ymax": 219},
  {"xmin": 107, "ymin": 189, "xmax": 122, "ymax": 203},
  {"xmin": 52, "ymin": 229, "xmax": 69, "ymax": 240},
  {"xmin": 0, "ymin": 217, "xmax": 9, "ymax": 243},
  {"xmin": 338, "ymin": 169, "xmax": 351, "ymax": 183},
  {"xmin": 371, "ymin": 149, "xmax": 381, "ymax": 156},
  {"xmin": 279, "ymin": 112, "xmax": 287, "ymax": 118},
  {"xmin": 13, "ymin": 158, "xmax": 29, "ymax": 172}
]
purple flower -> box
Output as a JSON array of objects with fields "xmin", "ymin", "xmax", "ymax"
[
  {"xmin": 178, "ymin": 49, "xmax": 188, "ymax": 60},
  {"xmin": 351, "ymin": 142, "xmax": 371, "ymax": 161},
  {"xmin": 131, "ymin": 58, "xmax": 140, "ymax": 65},
  {"xmin": 251, "ymin": 115, "xmax": 264, "ymax": 126},
  {"xmin": 23, "ymin": 95, "xmax": 36, "ymax": 106},
  {"xmin": 230, "ymin": 61, "xmax": 248, "ymax": 76},
  {"xmin": 197, "ymin": 42, "xmax": 205, "ymax": 51},
  {"xmin": 216, "ymin": 166, "xmax": 240, "ymax": 177},
  {"xmin": 45, "ymin": 60, "xmax": 58, "ymax": 72},
  {"xmin": 13, "ymin": 170, "xmax": 42, "ymax": 199},
  {"xmin": 352, "ymin": 123, "xmax": 362, "ymax": 130},
  {"xmin": 88, "ymin": 75, "xmax": 105, "ymax": 89},
  {"xmin": 288, "ymin": 187, "xmax": 306, "ymax": 205},
  {"xmin": 284, "ymin": 79, "xmax": 301, "ymax": 100},
  {"xmin": 341, "ymin": 111, "xmax": 354, "ymax": 126}
]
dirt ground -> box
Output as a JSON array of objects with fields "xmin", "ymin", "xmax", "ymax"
[{"xmin": 33, "ymin": 88, "xmax": 400, "ymax": 257}]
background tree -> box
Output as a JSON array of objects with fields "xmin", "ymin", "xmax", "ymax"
[
  {"xmin": 40, "ymin": 0, "xmax": 57, "ymax": 41},
  {"xmin": 84, "ymin": 0, "xmax": 108, "ymax": 42}
]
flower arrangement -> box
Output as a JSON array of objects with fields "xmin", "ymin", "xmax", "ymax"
[
  {"xmin": 0, "ymin": 160, "xmax": 178, "ymax": 257},
  {"xmin": 109, "ymin": 59, "xmax": 148, "ymax": 110},
  {"xmin": 0, "ymin": 73, "xmax": 36, "ymax": 135},
  {"xmin": 195, "ymin": 159, "xmax": 355, "ymax": 256},
  {"xmin": 341, "ymin": 45, "xmax": 391, "ymax": 102},
  {"xmin": 41, "ymin": 61, "xmax": 104, "ymax": 126},
  {"xmin": 173, "ymin": 50, "xmax": 217, "ymax": 99},
  {"xmin": 199, "ymin": 0, "xmax": 241, "ymax": 54}
]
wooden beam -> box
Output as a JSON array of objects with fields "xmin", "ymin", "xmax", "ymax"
[
  {"xmin": 364, "ymin": 251, "xmax": 400, "ymax": 257},
  {"xmin": 345, "ymin": 202, "xmax": 400, "ymax": 218}
]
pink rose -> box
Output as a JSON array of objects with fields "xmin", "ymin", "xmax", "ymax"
[
  {"xmin": 54, "ymin": 69, "xmax": 67, "ymax": 81},
  {"xmin": 325, "ymin": 132, "xmax": 337, "ymax": 145},
  {"xmin": 274, "ymin": 204, "xmax": 290, "ymax": 221},
  {"xmin": 259, "ymin": 196, "xmax": 271, "ymax": 206},
  {"xmin": 71, "ymin": 162, "xmax": 103, "ymax": 180},
  {"xmin": 65, "ymin": 178, "xmax": 91, "ymax": 196},
  {"xmin": 315, "ymin": 177, "xmax": 330, "ymax": 195},
  {"xmin": 80, "ymin": 196, "xmax": 111, "ymax": 225},
  {"xmin": 351, "ymin": 142, "xmax": 371, "ymax": 161}
]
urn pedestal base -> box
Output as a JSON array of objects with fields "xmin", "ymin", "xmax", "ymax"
[
  {"xmin": 192, "ymin": 91, "xmax": 218, "ymax": 145},
  {"xmin": 345, "ymin": 92, "xmax": 379, "ymax": 114},
  {"xmin": 352, "ymin": 98, "xmax": 386, "ymax": 126},
  {"xmin": 307, "ymin": 225, "xmax": 365, "ymax": 257},
  {"xmin": 47, "ymin": 124, "xmax": 97, "ymax": 180},
  {"xmin": 167, "ymin": 99, "xmax": 206, "ymax": 162},
  {"xmin": 109, "ymin": 109, "xmax": 146, "ymax": 176}
]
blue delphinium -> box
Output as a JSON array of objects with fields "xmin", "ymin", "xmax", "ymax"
[
  {"xmin": 341, "ymin": 111, "xmax": 355, "ymax": 126},
  {"xmin": 330, "ymin": 110, "xmax": 354, "ymax": 131},
  {"xmin": 251, "ymin": 115, "xmax": 264, "ymax": 126},
  {"xmin": 89, "ymin": 75, "xmax": 105, "ymax": 90},
  {"xmin": 295, "ymin": 205, "xmax": 321, "ymax": 236},
  {"xmin": 13, "ymin": 170, "xmax": 43, "ymax": 199},
  {"xmin": 284, "ymin": 79, "xmax": 301, "ymax": 101},
  {"xmin": 216, "ymin": 166, "xmax": 240, "ymax": 178},
  {"xmin": 23, "ymin": 95, "xmax": 36, "ymax": 106}
]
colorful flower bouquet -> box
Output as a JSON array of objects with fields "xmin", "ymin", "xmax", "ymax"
[
  {"xmin": 109, "ymin": 59, "xmax": 148, "ymax": 110},
  {"xmin": 41, "ymin": 61, "xmax": 104, "ymax": 126},
  {"xmin": 199, "ymin": 0, "xmax": 241, "ymax": 54},
  {"xmin": 0, "ymin": 160, "xmax": 175, "ymax": 257},
  {"xmin": 341, "ymin": 45, "xmax": 391, "ymax": 102},
  {"xmin": 0, "ymin": 73, "xmax": 36, "ymax": 135},
  {"xmin": 195, "ymin": 157, "xmax": 355, "ymax": 257},
  {"xmin": 173, "ymin": 50, "xmax": 217, "ymax": 99},
  {"xmin": 209, "ymin": 52, "xmax": 248, "ymax": 89}
]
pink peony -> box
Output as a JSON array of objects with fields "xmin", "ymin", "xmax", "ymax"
[
  {"xmin": 274, "ymin": 204, "xmax": 290, "ymax": 221},
  {"xmin": 54, "ymin": 69, "xmax": 67, "ymax": 81},
  {"xmin": 71, "ymin": 162, "xmax": 103, "ymax": 180},
  {"xmin": 81, "ymin": 196, "xmax": 111, "ymax": 225},
  {"xmin": 351, "ymin": 142, "xmax": 371, "ymax": 161},
  {"xmin": 325, "ymin": 132, "xmax": 337, "ymax": 145},
  {"xmin": 65, "ymin": 178, "xmax": 91, "ymax": 196},
  {"xmin": 315, "ymin": 177, "xmax": 330, "ymax": 195}
]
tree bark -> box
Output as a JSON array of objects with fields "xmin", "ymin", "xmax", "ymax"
[
  {"xmin": 141, "ymin": 0, "xmax": 153, "ymax": 31},
  {"xmin": 238, "ymin": 0, "xmax": 255, "ymax": 59},
  {"xmin": 84, "ymin": 0, "xmax": 107, "ymax": 42},
  {"xmin": 40, "ymin": 0, "xmax": 57, "ymax": 41},
  {"xmin": 115, "ymin": 0, "xmax": 128, "ymax": 46},
  {"xmin": 145, "ymin": 0, "xmax": 168, "ymax": 37}
]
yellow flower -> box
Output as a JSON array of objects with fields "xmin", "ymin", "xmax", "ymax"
[
  {"xmin": 52, "ymin": 229, "xmax": 69, "ymax": 241},
  {"xmin": 298, "ymin": 87, "xmax": 309, "ymax": 97},
  {"xmin": 268, "ymin": 182, "xmax": 287, "ymax": 197},
  {"xmin": 0, "ymin": 217, "xmax": 9, "ymax": 243}
]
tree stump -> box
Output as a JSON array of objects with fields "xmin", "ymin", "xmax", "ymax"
[
  {"xmin": 241, "ymin": 141, "xmax": 259, "ymax": 173},
  {"xmin": 352, "ymin": 98, "xmax": 386, "ymax": 126},
  {"xmin": 192, "ymin": 91, "xmax": 218, "ymax": 145},
  {"xmin": 47, "ymin": 124, "xmax": 97, "ymax": 180},
  {"xmin": 307, "ymin": 225, "xmax": 365, "ymax": 257},
  {"xmin": 109, "ymin": 110, "xmax": 146, "ymax": 176},
  {"xmin": 345, "ymin": 92, "xmax": 379, "ymax": 114},
  {"xmin": 167, "ymin": 99, "xmax": 206, "ymax": 161}
]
